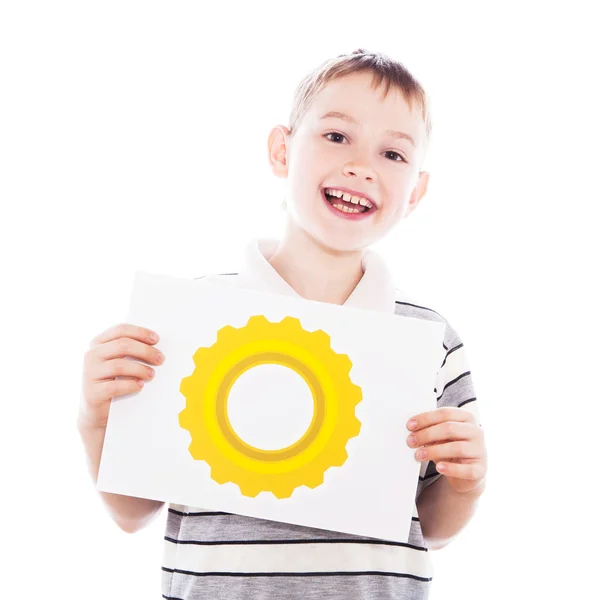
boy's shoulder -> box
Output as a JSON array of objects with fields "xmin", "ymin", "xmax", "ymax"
[
  {"xmin": 393, "ymin": 287, "xmax": 447, "ymax": 321},
  {"xmin": 393, "ymin": 288, "xmax": 464, "ymax": 350}
]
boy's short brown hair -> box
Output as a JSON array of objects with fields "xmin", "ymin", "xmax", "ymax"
[{"xmin": 288, "ymin": 48, "xmax": 432, "ymax": 152}]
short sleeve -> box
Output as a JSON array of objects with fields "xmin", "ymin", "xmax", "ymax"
[{"xmin": 415, "ymin": 322, "xmax": 481, "ymax": 501}]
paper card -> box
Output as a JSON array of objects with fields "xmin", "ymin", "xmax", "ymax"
[{"xmin": 97, "ymin": 271, "xmax": 446, "ymax": 542}]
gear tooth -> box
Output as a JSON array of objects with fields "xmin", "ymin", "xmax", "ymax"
[
  {"xmin": 282, "ymin": 316, "xmax": 302, "ymax": 329},
  {"xmin": 210, "ymin": 469, "xmax": 232, "ymax": 485},
  {"xmin": 238, "ymin": 481, "xmax": 262, "ymax": 498},
  {"xmin": 346, "ymin": 386, "xmax": 363, "ymax": 409},
  {"xmin": 310, "ymin": 329, "xmax": 331, "ymax": 345},
  {"xmin": 192, "ymin": 347, "xmax": 210, "ymax": 364},
  {"xmin": 304, "ymin": 472, "xmax": 325, "ymax": 489},
  {"xmin": 188, "ymin": 441, "xmax": 203, "ymax": 460},
  {"xmin": 272, "ymin": 485, "xmax": 294, "ymax": 499},
  {"xmin": 247, "ymin": 314, "xmax": 271, "ymax": 328},
  {"xmin": 329, "ymin": 447, "xmax": 348, "ymax": 466},
  {"xmin": 216, "ymin": 325, "xmax": 236, "ymax": 342},
  {"xmin": 351, "ymin": 416, "xmax": 362, "ymax": 436},
  {"xmin": 335, "ymin": 353, "xmax": 353, "ymax": 373},
  {"xmin": 180, "ymin": 376, "xmax": 191, "ymax": 394},
  {"xmin": 178, "ymin": 409, "xmax": 190, "ymax": 429}
]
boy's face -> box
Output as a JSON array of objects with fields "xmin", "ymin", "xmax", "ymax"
[{"xmin": 269, "ymin": 71, "xmax": 430, "ymax": 252}]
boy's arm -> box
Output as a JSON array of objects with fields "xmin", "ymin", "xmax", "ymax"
[
  {"xmin": 78, "ymin": 414, "xmax": 164, "ymax": 533},
  {"xmin": 417, "ymin": 474, "xmax": 486, "ymax": 550}
]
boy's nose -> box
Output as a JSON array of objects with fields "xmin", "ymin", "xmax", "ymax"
[{"xmin": 343, "ymin": 160, "xmax": 375, "ymax": 181}]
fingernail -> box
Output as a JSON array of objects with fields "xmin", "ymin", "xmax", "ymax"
[
  {"xmin": 416, "ymin": 448, "xmax": 427, "ymax": 459},
  {"xmin": 407, "ymin": 420, "xmax": 418, "ymax": 430},
  {"xmin": 407, "ymin": 435, "xmax": 417, "ymax": 447},
  {"xmin": 150, "ymin": 332, "xmax": 159, "ymax": 343}
]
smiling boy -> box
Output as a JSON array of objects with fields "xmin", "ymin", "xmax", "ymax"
[{"xmin": 79, "ymin": 49, "xmax": 487, "ymax": 600}]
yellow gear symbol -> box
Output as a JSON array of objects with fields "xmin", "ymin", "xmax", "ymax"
[{"xmin": 178, "ymin": 315, "xmax": 362, "ymax": 499}]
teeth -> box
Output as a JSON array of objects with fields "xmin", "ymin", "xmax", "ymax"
[
  {"xmin": 325, "ymin": 188, "xmax": 374, "ymax": 209},
  {"xmin": 332, "ymin": 203, "xmax": 360, "ymax": 214}
]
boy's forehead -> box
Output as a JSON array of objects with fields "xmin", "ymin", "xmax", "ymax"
[{"xmin": 305, "ymin": 72, "xmax": 424, "ymax": 143}]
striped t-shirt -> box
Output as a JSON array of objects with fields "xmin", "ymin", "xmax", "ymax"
[{"xmin": 161, "ymin": 269, "xmax": 480, "ymax": 600}]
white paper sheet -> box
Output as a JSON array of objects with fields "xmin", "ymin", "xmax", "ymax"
[{"xmin": 97, "ymin": 271, "xmax": 446, "ymax": 542}]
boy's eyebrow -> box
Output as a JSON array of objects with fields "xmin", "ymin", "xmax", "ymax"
[{"xmin": 320, "ymin": 111, "xmax": 416, "ymax": 147}]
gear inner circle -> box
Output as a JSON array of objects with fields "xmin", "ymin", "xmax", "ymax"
[{"xmin": 217, "ymin": 352, "xmax": 325, "ymax": 461}]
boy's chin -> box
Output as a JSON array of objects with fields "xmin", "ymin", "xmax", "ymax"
[
  {"xmin": 312, "ymin": 228, "xmax": 377, "ymax": 254},
  {"xmin": 287, "ymin": 210, "xmax": 380, "ymax": 252}
]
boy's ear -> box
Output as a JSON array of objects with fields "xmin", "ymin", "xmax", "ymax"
[
  {"xmin": 405, "ymin": 170, "xmax": 430, "ymax": 218},
  {"xmin": 268, "ymin": 126, "xmax": 291, "ymax": 178}
]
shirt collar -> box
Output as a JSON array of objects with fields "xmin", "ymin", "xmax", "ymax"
[{"xmin": 238, "ymin": 238, "xmax": 396, "ymax": 314}]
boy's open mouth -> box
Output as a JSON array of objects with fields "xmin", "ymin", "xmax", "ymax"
[{"xmin": 323, "ymin": 188, "xmax": 375, "ymax": 214}]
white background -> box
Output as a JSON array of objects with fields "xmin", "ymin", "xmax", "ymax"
[{"xmin": 1, "ymin": 1, "xmax": 598, "ymax": 598}]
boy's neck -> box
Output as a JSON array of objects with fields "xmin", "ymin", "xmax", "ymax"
[{"xmin": 266, "ymin": 223, "xmax": 365, "ymax": 305}]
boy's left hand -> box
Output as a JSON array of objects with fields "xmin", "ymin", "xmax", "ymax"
[{"xmin": 406, "ymin": 407, "xmax": 487, "ymax": 494}]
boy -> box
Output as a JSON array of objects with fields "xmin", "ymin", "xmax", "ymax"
[{"xmin": 78, "ymin": 49, "xmax": 487, "ymax": 600}]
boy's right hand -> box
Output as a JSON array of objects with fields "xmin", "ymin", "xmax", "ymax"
[{"xmin": 79, "ymin": 323, "xmax": 165, "ymax": 430}]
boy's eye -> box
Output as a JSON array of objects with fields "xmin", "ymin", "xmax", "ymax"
[
  {"xmin": 325, "ymin": 132, "xmax": 346, "ymax": 144},
  {"xmin": 325, "ymin": 131, "xmax": 346, "ymax": 144},
  {"xmin": 385, "ymin": 151, "xmax": 405, "ymax": 162}
]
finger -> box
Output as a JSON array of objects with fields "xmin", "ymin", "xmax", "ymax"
[
  {"xmin": 87, "ymin": 378, "xmax": 145, "ymax": 406},
  {"xmin": 435, "ymin": 460, "xmax": 486, "ymax": 482},
  {"xmin": 407, "ymin": 406, "xmax": 474, "ymax": 432},
  {"xmin": 416, "ymin": 440, "xmax": 481, "ymax": 463},
  {"xmin": 407, "ymin": 421, "xmax": 477, "ymax": 448},
  {"xmin": 92, "ymin": 337, "xmax": 165, "ymax": 367},
  {"xmin": 89, "ymin": 323, "xmax": 159, "ymax": 349},
  {"xmin": 93, "ymin": 358, "xmax": 156, "ymax": 382}
]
